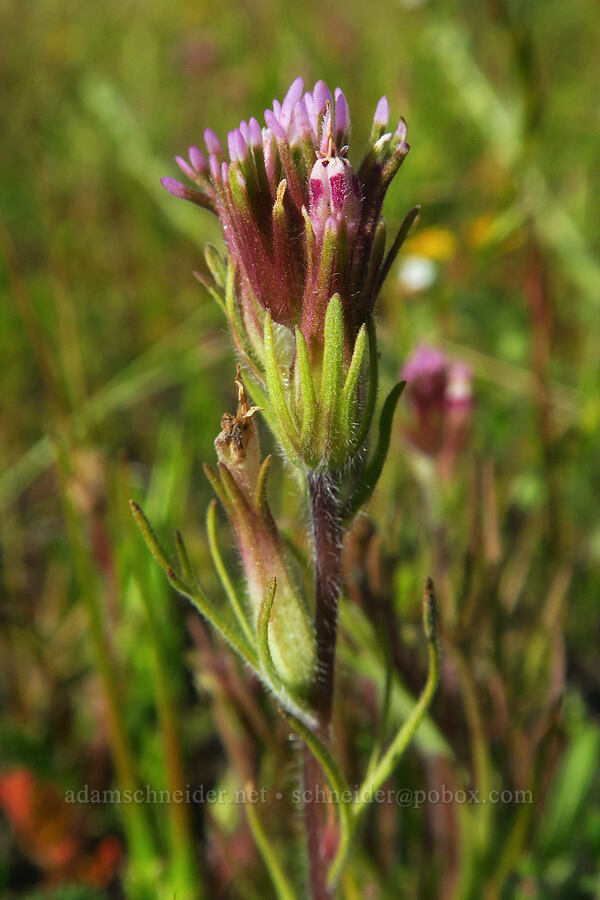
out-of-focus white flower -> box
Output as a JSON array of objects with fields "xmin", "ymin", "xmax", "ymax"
[{"xmin": 397, "ymin": 255, "xmax": 437, "ymax": 293}]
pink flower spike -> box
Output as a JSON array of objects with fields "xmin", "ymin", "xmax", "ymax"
[
  {"xmin": 189, "ymin": 146, "xmax": 208, "ymax": 174},
  {"xmin": 221, "ymin": 161, "xmax": 230, "ymax": 182},
  {"xmin": 175, "ymin": 155, "xmax": 195, "ymax": 180},
  {"xmin": 161, "ymin": 177, "xmax": 188, "ymax": 199},
  {"xmin": 373, "ymin": 96, "xmax": 390, "ymax": 128},
  {"xmin": 204, "ymin": 128, "xmax": 223, "ymax": 156},
  {"xmin": 264, "ymin": 109, "xmax": 287, "ymax": 142},
  {"xmin": 334, "ymin": 88, "xmax": 350, "ymax": 137}
]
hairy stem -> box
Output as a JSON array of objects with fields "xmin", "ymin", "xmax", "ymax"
[
  {"xmin": 305, "ymin": 472, "xmax": 343, "ymax": 899},
  {"xmin": 309, "ymin": 472, "xmax": 342, "ymax": 729}
]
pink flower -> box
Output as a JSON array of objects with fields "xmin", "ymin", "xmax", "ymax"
[{"xmin": 401, "ymin": 345, "xmax": 474, "ymax": 467}]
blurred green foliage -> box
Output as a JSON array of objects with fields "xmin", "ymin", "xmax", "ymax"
[{"xmin": 1, "ymin": 0, "xmax": 600, "ymax": 897}]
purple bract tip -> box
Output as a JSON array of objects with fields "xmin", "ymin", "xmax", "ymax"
[
  {"xmin": 292, "ymin": 98, "xmax": 311, "ymax": 139},
  {"xmin": 395, "ymin": 117, "xmax": 407, "ymax": 142},
  {"xmin": 209, "ymin": 154, "xmax": 220, "ymax": 181},
  {"xmin": 249, "ymin": 116, "xmax": 262, "ymax": 146},
  {"xmin": 189, "ymin": 146, "xmax": 207, "ymax": 174},
  {"xmin": 175, "ymin": 155, "xmax": 195, "ymax": 180},
  {"xmin": 227, "ymin": 130, "xmax": 237, "ymax": 161},
  {"xmin": 234, "ymin": 128, "xmax": 248, "ymax": 161},
  {"xmin": 373, "ymin": 96, "xmax": 390, "ymax": 128},
  {"xmin": 239, "ymin": 120, "xmax": 250, "ymax": 144},
  {"xmin": 204, "ymin": 128, "xmax": 223, "ymax": 156},
  {"xmin": 334, "ymin": 88, "xmax": 350, "ymax": 136},
  {"xmin": 313, "ymin": 80, "xmax": 332, "ymax": 118},
  {"xmin": 264, "ymin": 109, "xmax": 287, "ymax": 142},
  {"xmin": 281, "ymin": 76, "xmax": 304, "ymax": 126},
  {"xmin": 161, "ymin": 177, "xmax": 187, "ymax": 199}
]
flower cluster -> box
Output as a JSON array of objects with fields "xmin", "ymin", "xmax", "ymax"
[
  {"xmin": 163, "ymin": 77, "xmax": 416, "ymax": 473},
  {"xmin": 401, "ymin": 345, "xmax": 473, "ymax": 473}
]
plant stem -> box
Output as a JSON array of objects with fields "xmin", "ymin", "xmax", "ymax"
[
  {"xmin": 309, "ymin": 472, "xmax": 342, "ymax": 729},
  {"xmin": 303, "ymin": 746, "xmax": 332, "ymax": 900},
  {"xmin": 305, "ymin": 472, "xmax": 343, "ymax": 899}
]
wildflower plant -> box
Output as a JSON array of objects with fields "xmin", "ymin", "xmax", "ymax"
[{"xmin": 132, "ymin": 77, "xmax": 440, "ymax": 896}]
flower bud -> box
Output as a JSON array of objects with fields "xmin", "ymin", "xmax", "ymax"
[
  {"xmin": 205, "ymin": 370, "xmax": 315, "ymax": 695},
  {"xmin": 401, "ymin": 345, "xmax": 474, "ymax": 473},
  {"xmin": 309, "ymin": 155, "xmax": 361, "ymax": 241}
]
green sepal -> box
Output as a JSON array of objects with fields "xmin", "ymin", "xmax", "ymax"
[
  {"xmin": 318, "ymin": 294, "xmax": 344, "ymax": 455},
  {"xmin": 193, "ymin": 270, "xmax": 226, "ymax": 314},
  {"xmin": 294, "ymin": 327, "xmax": 317, "ymax": 449},
  {"xmin": 337, "ymin": 322, "xmax": 368, "ymax": 449},
  {"xmin": 352, "ymin": 314, "xmax": 379, "ymax": 452},
  {"xmin": 204, "ymin": 243, "xmax": 228, "ymax": 289},
  {"xmin": 263, "ymin": 311, "xmax": 301, "ymax": 462}
]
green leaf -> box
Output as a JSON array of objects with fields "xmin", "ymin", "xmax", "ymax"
[
  {"xmin": 166, "ymin": 566, "xmax": 259, "ymax": 669},
  {"xmin": 344, "ymin": 381, "xmax": 406, "ymax": 521},
  {"xmin": 338, "ymin": 323, "xmax": 368, "ymax": 447},
  {"xmin": 206, "ymin": 500, "xmax": 254, "ymax": 646},
  {"xmin": 129, "ymin": 500, "xmax": 171, "ymax": 572},
  {"xmin": 263, "ymin": 311, "xmax": 301, "ymax": 460},
  {"xmin": 352, "ymin": 315, "xmax": 379, "ymax": 452}
]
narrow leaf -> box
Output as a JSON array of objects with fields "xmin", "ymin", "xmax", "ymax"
[
  {"xmin": 375, "ymin": 205, "xmax": 420, "ymax": 297},
  {"xmin": 257, "ymin": 578, "xmax": 285, "ymax": 693},
  {"xmin": 206, "ymin": 500, "xmax": 255, "ymax": 646},
  {"xmin": 129, "ymin": 500, "xmax": 171, "ymax": 572},
  {"xmin": 175, "ymin": 529, "xmax": 194, "ymax": 584},
  {"xmin": 338, "ymin": 323, "xmax": 368, "ymax": 446},
  {"xmin": 244, "ymin": 782, "xmax": 298, "ymax": 900},
  {"xmin": 255, "ymin": 454, "xmax": 272, "ymax": 513},
  {"xmin": 344, "ymin": 381, "xmax": 406, "ymax": 521},
  {"xmin": 352, "ymin": 315, "xmax": 379, "ymax": 452},
  {"xmin": 166, "ymin": 566, "xmax": 259, "ymax": 669}
]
